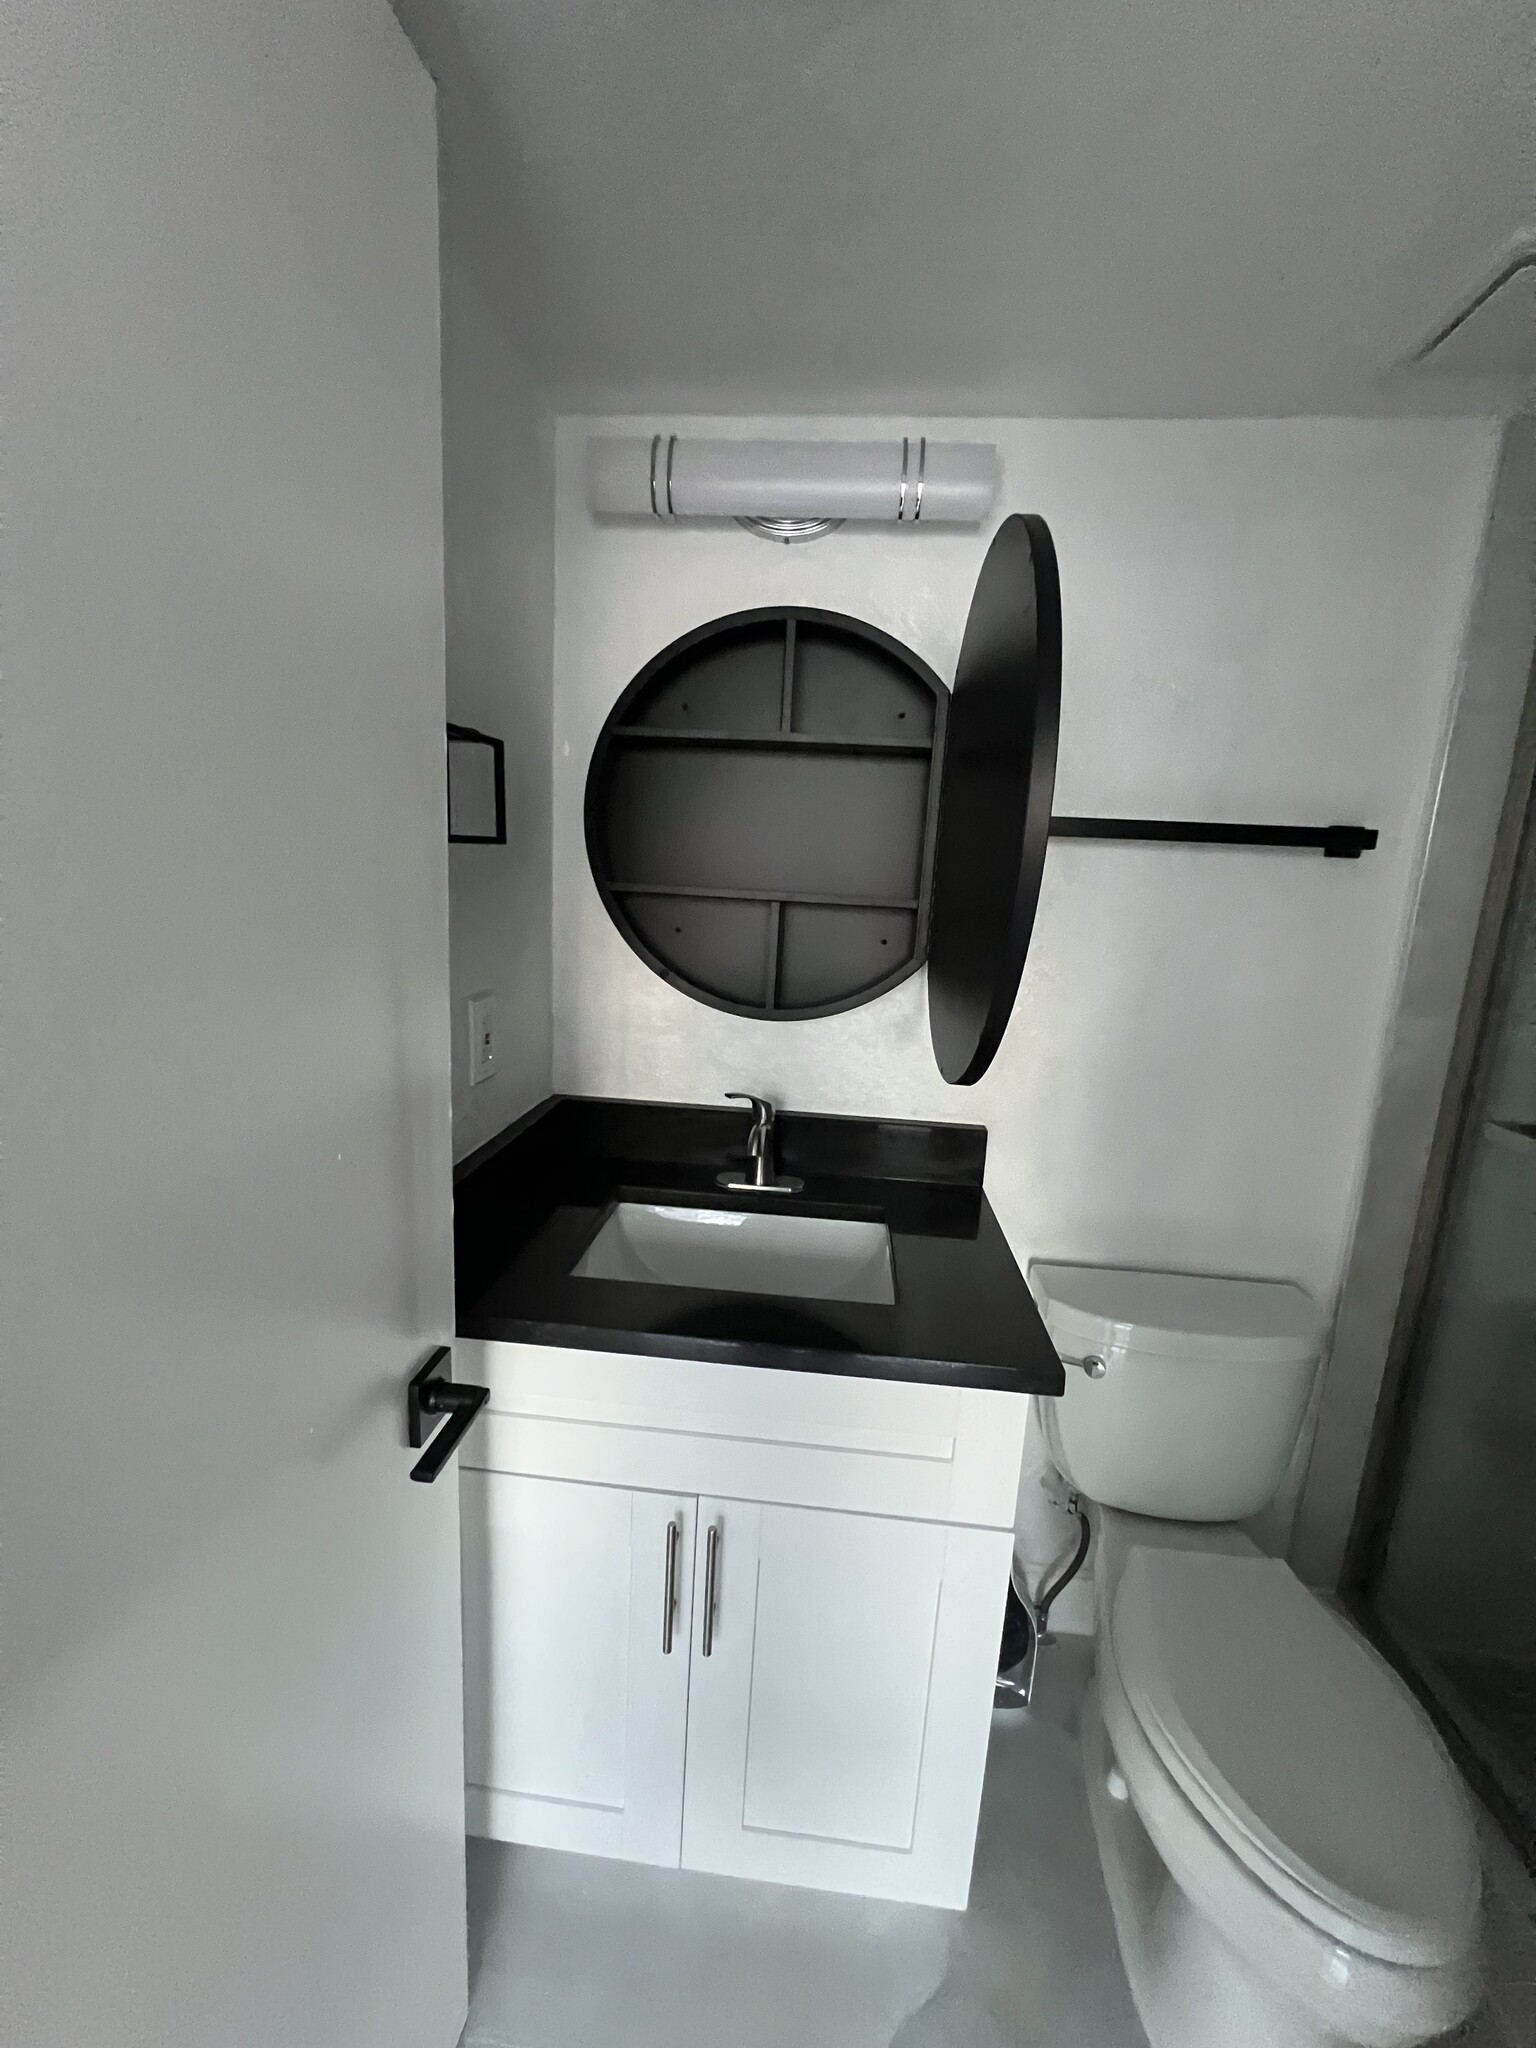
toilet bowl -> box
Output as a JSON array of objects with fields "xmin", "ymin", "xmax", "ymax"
[
  {"xmin": 1089, "ymin": 1530, "xmax": 1482, "ymax": 2048},
  {"xmin": 1028, "ymin": 1262, "xmax": 1484, "ymax": 2048}
]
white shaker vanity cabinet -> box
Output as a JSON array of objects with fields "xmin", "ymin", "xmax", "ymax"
[{"xmin": 455, "ymin": 1338, "xmax": 1029, "ymax": 1909}]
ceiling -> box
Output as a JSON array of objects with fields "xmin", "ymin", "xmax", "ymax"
[{"xmin": 396, "ymin": 0, "xmax": 1535, "ymax": 416}]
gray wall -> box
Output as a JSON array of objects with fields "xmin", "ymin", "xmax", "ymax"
[{"xmin": 440, "ymin": 156, "xmax": 556, "ymax": 1158}]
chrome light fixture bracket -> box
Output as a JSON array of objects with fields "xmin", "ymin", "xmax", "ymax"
[{"xmin": 735, "ymin": 515, "xmax": 845, "ymax": 544}]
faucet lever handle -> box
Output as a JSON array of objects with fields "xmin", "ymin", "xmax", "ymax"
[
  {"xmin": 724, "ymin": 1092, "xmax": 773, "ymax": 1160},
  {"xmin": 717, "ymin": 1093, "xmax": 802, "ymax": 1195}
]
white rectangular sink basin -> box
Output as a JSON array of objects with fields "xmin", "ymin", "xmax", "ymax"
[{"xmin": 572, "ymin": 1202, "xmax": 895, "ymax": 1305}]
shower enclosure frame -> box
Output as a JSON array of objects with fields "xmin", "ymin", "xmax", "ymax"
[{"xmin": 1343, "ymin": 656, "xmax": 1536, "ymax": 1870}]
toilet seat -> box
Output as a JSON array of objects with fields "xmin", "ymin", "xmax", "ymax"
[{"xmin": 1109, "ymin": 1547, "xmax": 1481, "ymax": 1970}]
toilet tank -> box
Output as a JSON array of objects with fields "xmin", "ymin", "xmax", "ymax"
[{"xmin": 1028, "ymin": 1262, "xmax": 1323, "ymax": 1522}]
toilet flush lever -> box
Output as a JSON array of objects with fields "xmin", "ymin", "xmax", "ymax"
[{"xmin": 1063, "ymin": 1353, "xmax": 1107, "ymax": 1379}]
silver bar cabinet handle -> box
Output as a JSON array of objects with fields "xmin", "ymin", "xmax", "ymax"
[
  {"xmin": 662, "ymin": 1516, "xmax": 681, "ymax": 1654},
  {"xmin": 702, "ymin": 1520, "xmax": 721, "ymax": 1657}
]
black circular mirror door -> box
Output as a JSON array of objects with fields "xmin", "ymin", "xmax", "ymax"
[
  {"xmin": 927, "ymin": 514, "xmax": 1061, "ymax": 1084},
  {"xmin": 585, "ymin": 608, "xmax": 948, "ymax": 1019}
]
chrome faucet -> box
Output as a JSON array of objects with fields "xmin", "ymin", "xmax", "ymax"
[{"xmin": 717, "ymin": 1093, "xmax": 804, "ymax": 1194}]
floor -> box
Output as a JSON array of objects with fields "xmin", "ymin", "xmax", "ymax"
[
  {"xmin": 1439, "ymin": 1648, "xmax": 1536, "ymax": 1845},
  {"xmin": 461, "ymin": 1635, "xmax": 1536, "ymax": 2048},
  {"xmin": 1470, "ymin": 1802, "xmax": 1536, "ymax": 2048},
  {"xmin": 461, "ymin": 1636, "xmax": 1146, "ymax": 2048}
]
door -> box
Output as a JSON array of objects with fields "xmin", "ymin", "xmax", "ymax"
[
  {"xmin": 461, "ymin": 1473, "xmax": 695, "ymax": 1864},
  {"xmin": 2, "ymin": 4, "xmax": 467, "ymax": 2045},
  {"xmin": 681, "ymin": 1501, "xmax": 1013, "ymax": 1908}
]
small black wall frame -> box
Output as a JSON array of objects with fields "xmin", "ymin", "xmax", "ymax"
[{"xmin": 447, "ymin": 723, "xmax": 507, "ymax": 845}]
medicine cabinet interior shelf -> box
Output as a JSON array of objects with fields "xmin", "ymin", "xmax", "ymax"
[
  {"xmin": 608, "ymin": 727, "xmax": 933, "ymax": 758},
  {"xmin": 586, "ymin": 609, "xmax": 949, "ymax": 1021}
]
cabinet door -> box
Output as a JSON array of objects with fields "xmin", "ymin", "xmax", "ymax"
[
  {"xmin": 461, "ymin": 1471, "xmax": 694, "ymax": 1866},
  {"xmin": 681, "ymin": 1500, "xmax": 1011, "ymax": 1907}
]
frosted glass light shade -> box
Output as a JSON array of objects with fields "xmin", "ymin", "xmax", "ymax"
[{"xmin": 586, "ymin": 434, "xmax": 1000, "ymax": 527}]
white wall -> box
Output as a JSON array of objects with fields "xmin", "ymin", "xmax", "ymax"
[
  {"xmin": 441, "ymin": 168, "xmax": 555, "ymax": 1158},
  {"xmin": 552, "ymin": 416, "xmax": 1497, "ymax": 1333}
]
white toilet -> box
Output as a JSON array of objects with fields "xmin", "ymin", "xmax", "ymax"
[{"xmin": 1029, "ymin": 1261, "xmax": 1484, "ymax": 2048}]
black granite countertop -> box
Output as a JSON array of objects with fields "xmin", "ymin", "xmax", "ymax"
[{"xmin": 453, "ymin": 1096, "xmax": 1063, "ymax": 1396}]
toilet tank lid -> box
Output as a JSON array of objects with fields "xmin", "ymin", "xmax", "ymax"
[{"xmin": 1029, "ymin": 1262, "xmax": 1323, "ymax": 1364}]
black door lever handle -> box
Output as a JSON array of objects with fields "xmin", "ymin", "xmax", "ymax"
[{"xmin": 407, "ymin": 1347, "xmax": 489, "ymax": 1484}]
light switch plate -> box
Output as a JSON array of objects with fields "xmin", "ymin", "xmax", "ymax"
[{"xmin": 467, "ymin": 992, "xmax": 496, "ymax": 1087}]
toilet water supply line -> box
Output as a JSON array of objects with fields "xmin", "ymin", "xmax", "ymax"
[{"xmin": 996, "ymin": 1492, "xmax": 1093, "ymax": 1708}]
